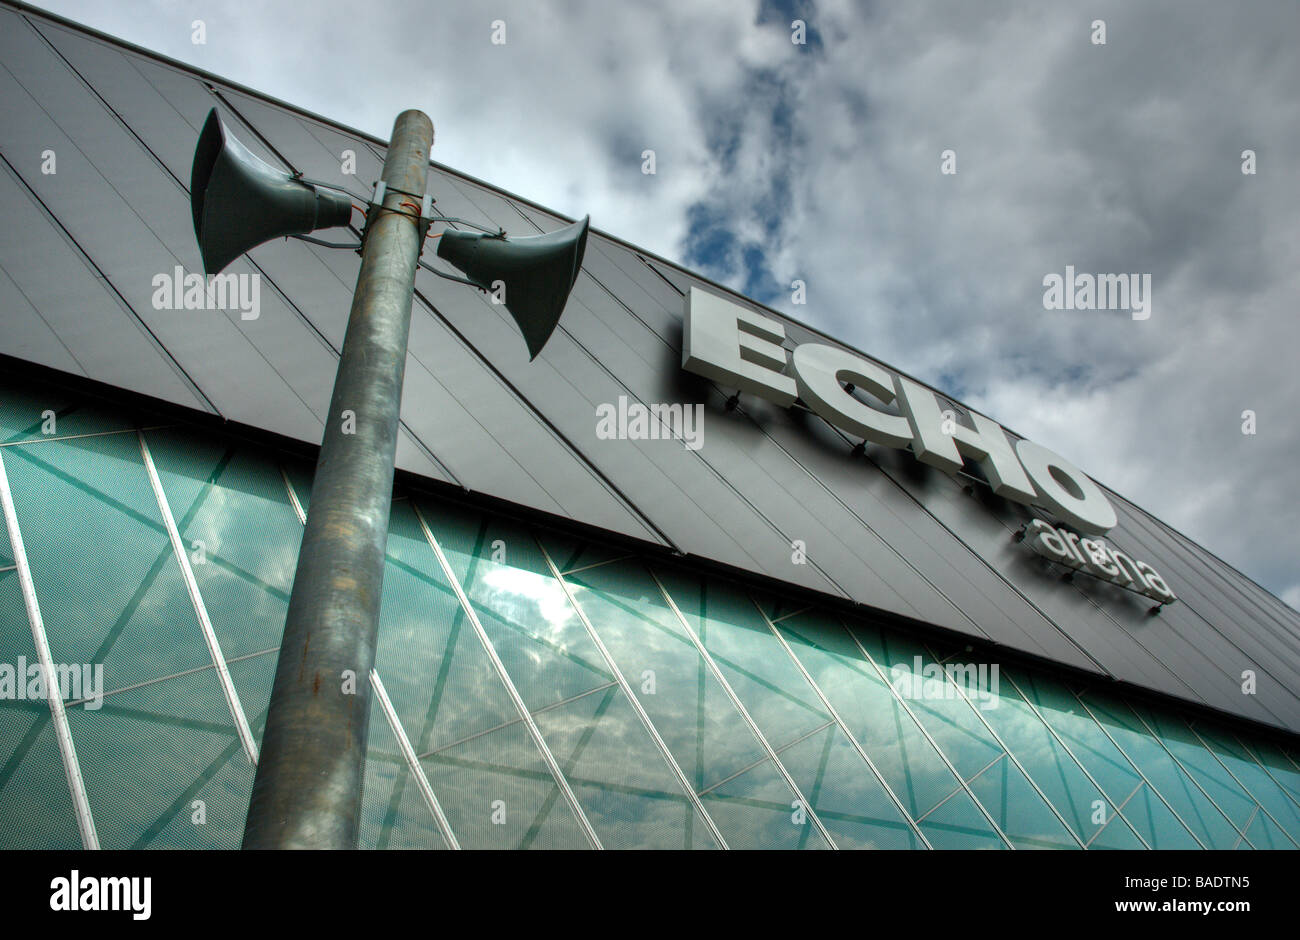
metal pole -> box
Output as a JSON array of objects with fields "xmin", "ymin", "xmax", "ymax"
[{"xmin": 242, "ymin": 110, "xmax": 434, "ymax": 849}]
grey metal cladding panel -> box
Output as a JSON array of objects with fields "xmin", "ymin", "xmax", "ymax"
[
  {"xmin": 1115, "ymin": 501, "xmax": 1300, "ymax": 691},
  {"xmin": 518, "ymin": 210, "xmax": 1108, "ymax": 663},
  {"xmin": 1096, "ymin": 499, "xmax": 1300, "ymax": 727},
  {"xmin": 0, "ymin": 263, "xmax": 81, "ymax": 375},
  {"xmin": 1116, "ymin": 492, "xmax": 1300, "ymax": 667},
  {"xmin": 729, "ymin": 397, "xmax": 1113, "ymax": 670},
  {"xmin": 205, "ymin": 88, "xmax": 379, "ymax": 198},
  {"xmin": 111, "ymin": 51, "xmax": 286, "ymax": 170},
  {"xmin": 554, "ymin": 263, "xmax": 1005, "ymax": 631},
  {"xmin": 444, "ymin": 175, "xmax": 542, "ymax": 233},
  {"xmin": 412, "ymin": 262, "xmax": 836, "ymax": 593},
  {"xmin": 876, "ymin": 455, "xmax": 1204, "ymax": 699},
  {"xmin": 205, "ymin": 93, "xmax": 612, "ymax": 496},
  {"xmin": 831, "ymin": 428, "xmax": 1269, "ymax": 702},
  {"xmin": 0, "ymin": 169, "xmax": 201, "ymax": 407},
  {"xmin": 36, "ymin": 31, "xmax": 371, "ymax": 348},
  {"xmin": 590, "ymin": 241, "xmax": 691, "ymax": 324},
  {"xmin": 582, "ymin": 240, "xmax": 683, "ymax": 338},
  {"xmin": 559, "ymin": 277, "xmax": 925, "ymax": 614},
  {"xmin": 398, "ymin": 310, "xmax": 571, "ymax": 516},
  {"xmin": 1053, "ymin": 509, "xmax": 1295, "ymax": 727},
  {"xmin": 406, "ymin": 301, "xmax": 661, "ymax": 534},
  {"xmin": 31, "ymin": 21, "xmax": 214, "ymax": 182},
  {"xmin": 0, "ymin": 20, "xmax": 338, "ymax": 444},
  {"xmin": 555, "ymin": 229, "xmax": 1099, "ymax": 664}
]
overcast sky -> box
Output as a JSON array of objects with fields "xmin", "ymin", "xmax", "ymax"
[{"xmin": 27, "ymin": 0, "xmax": 1300, "ymax": 607}]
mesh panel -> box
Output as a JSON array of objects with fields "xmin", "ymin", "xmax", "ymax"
[
  {"xmin": 776, "ymin": 722, "xmax": 920, "ymax": 849},
  {"xmin": 531, "ymin": 684, "xmax": 718, "ymax": 849},
  {"xmin": 143, "ymin": 428, "xmax": 303, "ymax": 660},
  {"xmin": 66, "ymin": 666, "xmax": 253, "ymax": 849},
  {"xmin": 375, "ymin": 502, "xmax": 517, "ymax": 753},
  {"xmin": 561, "ymin": 557, "xmax": 769, "ymax": 793},
  {"xmin": 3, "ymin": 432, "xmax": 212, "ymax": 691},
  {"xmin": 916, "ymin": 788, "xmax": 1006, "ymax": 850},
  {"xmin": 420, "ymin": 719, "xmax": 590, "ymax": 850},
  {"xmin": 776, "ymin": 611, "xmax": 960, "ymax": 820},
  {"xmin": 359, "ymin": 707, "xmax": 447, "ymax": 850},
  {"xmin": 700, "ymin": 757, "xmax": 826, "ymax": 850},
  {"xmin": 966, "ymin": 754, "xmax": 1078, "ymax": 849},
  {"xmin": 0, "ymin": 538, "xmax": 83, "ymax": 848},
  {"xmin": 0, "ymin": 377, "xmax": 135, "ymax": 445}
]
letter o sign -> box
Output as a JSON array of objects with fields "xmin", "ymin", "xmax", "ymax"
[{"xmin": 1014, "ymin": 439, "xmax": 1117, "ymax": 535}]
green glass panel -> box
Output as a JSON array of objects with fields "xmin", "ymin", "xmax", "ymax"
[
  {"xmin": 752, "ymin": 589, "xmax": 809, "ymax": 625},
  {"xmin": 1118, "ymin": 782, "xmax": 1201, "ymax": 849},
  {"xmin": 1193, "ymin": 726, "xmax": 1300, "ymax": 846},
  {"xmin": 532, "ymin": 684, "xmax": 719, "ymax": 849},
  {"xmin": 376, "ymin": 502, "xmax": 518, "ymax": 753},
  {"xmin": 226, "ymin": 650, "xmax": 274, "ymax": 750},
  {"xmin": 917, "ymin": 788, "xmax": 1006, "ymax": 849},
  {"xmin": 658, "ymin": 570, "xmax": 831, "ymax": 749},
  {"xmin": 864, "ymin": 625, "xmax": 1004, "ymax": 781},
  {"xmin": 700, "ymin": 757, "xmax": 829, "ymax": 849},
  {"xmin": 67, "ymin": 667, "xmax": 255, "ymax": 849},
  {"xmin": 0, "ymin": 568, "xmax": 83, "ymax": 848},
  {"xmin": 542, "ymin": 531, "xmax": 627, "ymax": 575},
  {"xmin": 967, "ymin": 755, "xmax": 1079, "ymax": 849},
  {"xmin": 1244, "ymin": 805, "xmax": 1293, "ymax": 849},
  {"xmin": 1260, "ymin": 745, "xmax": 1300, "ymax": 804},
  {"xmin": 3, "ymin": 433, "xmax": 213, "ymax": 691},
  {"xmin": 1008, "ymin": 670, "xmax": 1145, "ymax": 805},
  {"xmin": 360, "ymin": 710, "xmax": 447, "ymax": 850},
  {"xmin": 145, "ymin": 429, "xmax": 302, "ymax": 660},
  {"xmin": 0, "ymin": 380, "xmax": 133, "ymax": 444},
  {"xmin": 0, "ymin": 710, "xmax": 83, "ymax": 848},
  {"xmin": 560, "ymin": 557, "xmax": 770, "ymax": 792},
  {"xmin": 1255, "ymin": 743, "xmax": 1300, "ymax": 801},
  {"xmin": 1087, "ymin": 810, "xmax": 1148, "ymax": 850},
  {"xmin": 776, "ymin": 721, "xmax": 920, "ymax": 849},
  {"xmin": 420, "ymin": 718, "xmax": 591, "ymax": 849},
  {"xmin": 418, "ymin": 499, "xmax": 612, "ymax": 711},
  {"xmin": 1082, "ymin": 692, "xmax": 1240, "ymax": 849},
  {"xmin": 976, "ymin": 664, "xmax": 1123, "ymax": 845},
  {"xmin": 778, "ymin": 611, "xmax": 961, "ymax": 819},
  {"xmin": 1136, "ymin": 706, "xmax": 1257, "ymax": 833}
]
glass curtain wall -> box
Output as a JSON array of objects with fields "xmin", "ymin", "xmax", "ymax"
[{"xmin": 2, "ymin": 380, "xmax": 1299, "ymax": 849}]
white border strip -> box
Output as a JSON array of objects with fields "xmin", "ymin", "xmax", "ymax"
[
  {"xmin": 371, "ymin": 669, "xmax": 460, "ymax": 849},
  {"xmin": 0, "ymin": 450, "xmax": 99, "ymax": 848},
  {"xmin": 137, "ymin": 431, "xmax": 258, "ymax": 764}
]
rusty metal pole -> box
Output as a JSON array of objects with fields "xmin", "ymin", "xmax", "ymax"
[{"xmin": 242, "ymin": 110, "xmax": 434, "ymax": 849}]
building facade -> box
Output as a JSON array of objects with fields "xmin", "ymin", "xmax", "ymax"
[{"xmin": 1, "ymin": 1, "xmax": 1299, "ymax": 849}]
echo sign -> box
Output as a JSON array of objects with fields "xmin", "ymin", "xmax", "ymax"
[{"xmin": 681, "ymin": 287, "xmax": 1118, "ymax": 534}]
